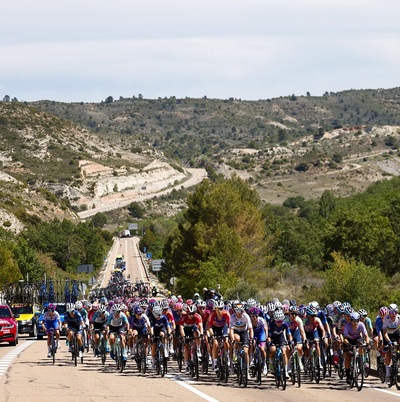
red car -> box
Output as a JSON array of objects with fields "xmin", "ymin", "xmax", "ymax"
[{"xmin": 0, "ymin": 304, "xmax": 19, "ymax": 346}]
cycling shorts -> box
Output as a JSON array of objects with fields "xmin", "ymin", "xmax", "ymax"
[
  {"xmin": 212, "ymin": 325, "xmax": 228, "ymax": 337},
  {"xmin": 233, "ymin": 330, "xmax": 250, "ymax": 347},
  {"xmin": 109, "ymin": 325, "xmax": 125, "ymax": 334},
  {"xmin": 45, "ymin": 321, "xmax": 59, "ymax": 331}
]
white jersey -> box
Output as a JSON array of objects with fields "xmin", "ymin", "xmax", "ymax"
[
  {"xmin": 383, "ymin": 315, "xmax": 400, "ymax": 334},
  {"xmin": 229, "ymin": 312, "xmax": 253, "ymax": 333}
]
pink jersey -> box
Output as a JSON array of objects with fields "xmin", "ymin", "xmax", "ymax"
[{"xmin": 207, "ymin": 310, "xmax": 230, "ymax": 328}]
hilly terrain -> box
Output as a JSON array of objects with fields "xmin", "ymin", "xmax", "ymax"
[{"xmin": 1, "ymin": 87, "xmax": 400, "ymax": 232}]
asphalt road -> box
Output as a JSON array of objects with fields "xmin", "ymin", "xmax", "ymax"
[{"xmin": 1, "ymin": 336, "xmax": 400, "ymax": 402}]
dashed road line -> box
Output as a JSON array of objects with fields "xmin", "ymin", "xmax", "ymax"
[{"xmin": 0, "ymin": 340, "xmax": 35, "ymax": 378}]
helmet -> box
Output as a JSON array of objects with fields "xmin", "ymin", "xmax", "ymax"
[
  {"xmin": 332, "ymin": 300, "xmax": 341, "ymax": 307},
  {"xmin": 175, "ymin": 302, "xmax": 183, "ymax": 311},
  {"xmin": 249, "ymin": 307, "xmax": 261, "ymax": 316},
  {"xmin": 344, "ymin": 306, "xmax": 354, "ymax": 315},
  {"xmin": 193, "ymin": 292, "xmax": 200, "ymax": 300},
  {"xmin": 153, "ymin": 306, "xmax": 162, "ymax": 317},
  {"xmin": 121, "ymin": 304, "xmax": 128, "ymax": 312},
  {"xmin": 92, "ymin": 303, "xmax": 99, "ymax": 311},
  {"xmin": 108, "ymin": 300, "xmax": 115, "ymax": 307},
  {"xmin": 186, "ymin": 299, "xmax": 194, "ymax": 306},
  {"xmin": 148, "ymin": 299, "xmax": 158, "ymax": 309},
  {"xmin": 389, "ymin": 303, "xmax": 399, "ymax": 312},
  {"xmin": 298, "ymin": 307, "xmax": 306, "ymax": 317},
  {"xmin": 234, "ymin": 303, "xmax": 244, "ymax": 313},
  {"xmin": 160, "ymin": 300, "xmax": 169, "ymax": 309},
  {"xmin": 336, "ymin": 304, "xmax": 345, "ymax": 314},
  {"xmin": 282, "ymin": 299, "xmax": 290, "ymax": 307},
  {"xmin": 274, "ymin": 301, "xmax": 282, "ymax": 310},
  {"xmin": 100, "ymin": 297, "xmax": 107, "ymax": 304},
  {"xmin": 274, "ymin": 309, "xmax": 285, "ymax": 321},
  {"xmin": 247, "ymin": 298, "xmax": 256, "ymax": 308},
  {"xmin": 380, "ymin": 306, "xmax": 389, "ymax": 316},
  {"xmin": 214, "ymin": 300, "xmax": 224, "ymax": 309},
  {"xmin": 134, "ymin": 306, "xmax": 144, "ymax": 315},
  {"xmin": 350, "ymin": 312, "xmax": 360, "ymax": 321},
  {"xmin": 112, "ymin": 304, "xmax": 122, "ymax": 312},
  {"xmin": 83, "ymin": 301, "xmax": 91, "ymax": 309},
  {"xmin": 187, "ymin": 304, "xmax": 197, "ymax": 314},
  {"xmin": 289, "ymin": 306, "xmax": 298, "ymax": 314},
  {"xmin": 306, "ymin": 306, "xmax": 317, "ymax": 316},
  {"xmin": 282, "ymin": 304, "xmax": 289, "ymax": 314},
  {"xmin": 289, "ymin": 299, "xmax": 297, "ymax": 306},
  {"xmin": 75, "ymin": 301, "xmax": 83, "ymax": 309},
  {"xmin": 47, "ymin": 303, "xmax": 56, "ymax": 311},
  {"xmin": 266, "ymin": 302, "xmax": 275, "ymax": 313},
  {"xmin": 341, "ymin": 302, "xmax": 351, "ymax": 309},
  {"xmin": 358, "ymin": 309, "xmax": 367, "ymax": 317},
  {"xmin": 66, "ymin": 303, "xmax": 75, "ymax": 312},
  {"xmin": 310, "ymin": 301, "xmax": 320, "ymax": 310},
  {"xmin": 139, "ymin": 299, "xmax": 148, "ymax": 307},
  {"xmin": 207, "ymin": 299, "xmax": 216, "ymax": 309},
  {"xmin": 196, "ymin": 300, "xmax": 206, "ymax": 309},
  {"xmin": 98, "ymin": 305, "xmax": 106, "ymax": 313}
]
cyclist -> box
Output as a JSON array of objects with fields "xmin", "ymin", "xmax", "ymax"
[
  {"xmin": 249, "ymin": 307, "xmax": 268, "ymax": 375},
  {"xmin": 107, "ymin": 303, "xmax": 129, "ymax": 361},
  {"xmin": 373, "ymin": 306, "xmax": 388, "ymax": 364},
  {"xmin": 63, "ymin": 303, "xmax": 85, "ymax": 358},
  {"xmin": 74, "ymin": 300, "xmax": 89, "ymax": 349},
  {"xmin": 180, "ymin": 304, "xmax": 204, "ymax": 373},
  {"xmin": 42, "ymin": 302, "xmax": 61, "ymax": 357},
  {"xmin": 229, "ymin": 302, "xmax": 253, "ymax": 369},
  {"xmin": 207, "ymin": 299, "xmax": 230, "ymax": 371},
  {"xmin": 172, "ymin": 302, "xmax": 185, "ymax": 358},
  {"xmin": 358, "ymin": 309, "xmax": 373, "ymax": 338},
  {"xmin": 150, "ymin": 305, "xmax": 172, "ymax": 369},
  {"xmin": 343, "ymin": 311, "xmax": 370, "ymax": 384},
  {"xmin": 287, "ymin": 305, "xmax": 306, "ymax": 371},
  {"xmin": 128, "ymin": 305, "xmax": 152, "ymax": 359},
  {"xmin": 382, "ymin": 304, "xmax": 400, "ymax": 384},
  {"xmin": 268, "ymin": 308, "xmax": 291, "ymax": 377},
  {"xmin": 91, "ymin": 304, "xmax": 110, "ymax": 356},
  {"xmin": 303, "ymin": 306, "xmax": 326, "ymax": 369},
  {"xmin": 160, "ymin": 299, "xmax": 175, "ymax": 355}
]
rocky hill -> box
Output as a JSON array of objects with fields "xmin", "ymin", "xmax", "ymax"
[{"xmin": 1, "ymin": 88, "xmax": 400, "ymax": 232}]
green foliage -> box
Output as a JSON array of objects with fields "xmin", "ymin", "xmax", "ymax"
[
  {"xmin": 127, "ymin": 202, "xmax": 145, "ymax": 218},
  {"xmin": 91, "ymin": 212, "xmax": 108, "ymax": 228},
  {"xmin": 316, "ymin": 252, "xmax": 386, "ymax": 312},
  {"xmin": 0, "ymin": 244, "xmax": 22, "ymax": 285},
  {"xmin": 163, "ymin": 176, "xmax": 267, "ymax": 297}
]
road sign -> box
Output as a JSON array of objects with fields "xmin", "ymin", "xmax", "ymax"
[
  {"xmin": 79, "ymin": 282, "xmax": 87, "ymax": 293},
  {"xmin": 151, "ymin": 259, "xmax": 164, "ymax": 272},
  {"xmin": 89, "ymin": 276, "xmax": 97, "ymax": 286},
  {"xmin": 129, "ymin": 223, "xmax": 138, "ymax": 230},
  {"xmin": 77, "ymin": 264, "xmax": 93, "ymax": 273},
  {"xmin": 146, "ymin": 253, "xmax": 152, "ymax": 259},
  {"xmin": 170, "ymin": 277, "xmax": 177, "ymax": 286}
]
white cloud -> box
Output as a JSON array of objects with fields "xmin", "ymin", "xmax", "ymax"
[{"xmin": 1, "ymin": 0, "xmax": 399, "ymax": 101}]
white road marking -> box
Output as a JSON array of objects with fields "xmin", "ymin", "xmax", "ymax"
[
  {"xmin": 0, "ymin": 340, "xmax": 35, "ymax": 378},
  {"xmin": 365, "ymin": 383, "xmax": 400, "ymax": 397},
  {"xmin": 172, "ymin": 376, "xmax": 220, "ymax": 402}
]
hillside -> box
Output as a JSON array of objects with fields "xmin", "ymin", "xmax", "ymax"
[{"xmin": 1, "ymin": 87, "xmax": 400, "ymax": 232}]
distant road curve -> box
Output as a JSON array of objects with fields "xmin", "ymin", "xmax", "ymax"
[{"xmin": 78, "ymin": 168, "xmax": 207, "ymax": 219}]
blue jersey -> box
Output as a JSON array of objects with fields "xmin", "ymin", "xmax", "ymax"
[
  {"xmin": 64, "ymin": 310, "xmax": 83, "ymax": 329},
  {"xmin": 268, "ymin": 320, "xmax": 291, "ymax": 339},
  {"xmin": 129, "ymin": 314, "xmax": 150, "ymax": 330},
  {"xmin": 149, "ymin": 315, "xmax": 169, "ymax": 332}
]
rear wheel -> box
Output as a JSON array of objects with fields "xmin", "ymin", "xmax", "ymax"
[
  {"xmin": 279, "ymin": 353, "xmax": 286, "ymax": 390},
  {"xmin": 364, "ymin": 350, "xmax": 370, "ymax": 378},
  {"xmin": 355, "ymin": 355, "xmax": 364, "ymax": 391}
]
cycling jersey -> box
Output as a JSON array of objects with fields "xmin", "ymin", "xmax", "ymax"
[
  {"xmin": 91, "ymin": 311, "xmax": 109, "ymax": 330},
  {"xmin": 107, "ymin": 312, "xmax": 129, "ymax": 328},
  {"xmin": 64, "ymin": 310, "xmax": 83, "ymax": 330},
  {"xmin": 43, "ymin": 311, "xmax": 60, "ymax": 330},
  {"xmin": 207, "ymin": 310, "xmax": 230, "ymax": 329},
  {"xmin": 382, "ymin": 315, "xmax": 400, "ymax": 334},
  {"xmin": 252, "ymin": 316, "xmax": 267, "ymax": 341},
  {"xmin": 130, "ymin": 314, "xmax": 151, "ymax": 330},
  {"xmin": 229, "ymin": 312, "xmax": 252, "ymax": 333},
  {"xmin": 343, "ymin": 321, "xmax": 368, "ymax": 340},
  {"xmin": 268, "ymin": 320, "xmax": 291, "ymax": 345}
]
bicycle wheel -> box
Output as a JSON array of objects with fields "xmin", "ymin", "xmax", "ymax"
[
  {"xmin": 279, "ymin": 352, "xmax": 286, "ymax": 390},
  {"xmin": 156, "ymin": 346, "xmax": 161, "ymax": 375},
  {"xmin": 142, "ymin": 342, "xmax": 147, "ymax": 374},
  {"xmin": 338, "ymin": 351, "xmax": 344, "ymax": 380},
  {"xmin": 309, "ymin": 356, "xmax": 314, "ymax": 382},
  {"xmin": 193, "ymin": 348, "xmax": 199, "ymax": 380},
  {"xmin": 202, "ymin": 342, "xmax": 209, "ymax": 375},
  {"xmin": 378, "ymin": 357, "xmax": 385, "ymax": 383},
  {"xmin": 355, "ymin": 355, "xmax": 364, "ymax": 391},
  {"xmin": 160, "ymin": 345, "xmax": 166, "ymax": 377},
  {"xmin": 242, "ymin": 359, "xmax": 248, "ymax": 388},
  {"xmin": 291, "ymin": 355, "xmax": 296, "ymax": 385},
  {"xmin": 256, "ymin": 350, "xmax": 262, "ymax": 385},
  {"xmin": 222, "ymin": 350, "xmax": 229, "ymax": 383},
  {"xmin": 364, "ymin": 349, "xmax": 370, "ymax": 378},
  {"xmin": 313, "ymin": 351, "xmax": 320, "ymax": 384},
  {"xmin": 395, "ymin": 360, "xmax": 400, "ymax": 390},
  {"xmin": 320, "ymin": 347, "xmax": 327, "ymax": 379},
  {"xmin": 296, "ymin": 353, "xmax": 301, "ymax": 387},
  {"xmin": 274, "ymin": 356, "xmax": 281, "ymax": 387},
  {"xmin": 51, "ymin": 333, "xmax": 56, "ymax": 365},
  {"xmin": 101, "ymin": 336, "xmax": 107, "ymax": 365},
  {"xmin": 177, "ymin": 343, "xmax": 183, "ymax": 372},
  {"xmin": 73, "ymin": 335, "xmax": 78, "ymax": 367}
]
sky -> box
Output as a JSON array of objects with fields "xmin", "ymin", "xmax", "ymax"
[{"xmin": 1, "ymin": 0, "xmax": 399, "ymax": 103}]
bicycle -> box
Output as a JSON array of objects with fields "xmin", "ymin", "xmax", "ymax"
[
  {"xmin": 47, "ymin": 328, "xmax": 57, "ymax": 365},
  {"xmin": 377, "ymin": 349, "xmax": 386, "ymax": 383},
  {"xmin": 175, "ymin": 336, "xmax": 184, "ymax": 372},
  {"xmin": 362, "ymin": 343, "xmax": 371, "ymax": 378},
  {"xmin": 94, "ymin": 329, "xmax": 108, "ymax": 365},
  {"xmin": 305, "ymin": 339, "xmax": 320, "ymax": 384},
  {"xmin": 250, "ymin": 339, "xmax": 263, "ymax": 385},
  {"xmin": 201, "ymin": 336, "xmax": 209, "ymax": 375},
  {"xmin": 134, "ymin": 336, "xmax": 148, "ymax": 374},
  {"xmin": 388, "ymin": 342, "xmax": 400, "ymax": 389},
  {"xmin": 323, "ymin": 342, "xmax": 333, "ymax": 378},
  {"xmin": 213, "ymin": 335, "xmax": 229, "ymax": 383},
  {"xmin": 154, "ymin": 335, "xmax": 167, "ymax": 377},
  {"xmin": 188, "ymin": 336, "xmax": 200, "ymax": 380},
  {"xmin": 114, "ymin": 331, "xmax": 127, "ymax": 373},
  {"xmin": 67, "ymin": 328, "xmax": 81, "ymax": 366},
  {"xmin": 234, "ymin": 341, "xmax": 248, "ymax": 388},
  {"xmin": 347, "ymin": 341, "xmax": 364, "ymax": 391},
  {"xmin": 271, "ymin": 343, "xmax": 287, "ymax": 390},
  {"xmin": 289, "ymin": 343, "xmax": 301, "ymax": 387}
]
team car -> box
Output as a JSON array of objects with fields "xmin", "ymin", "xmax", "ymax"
[
  {"xmin": 36, "ymin": 302, "xmax": 67, "ymax": 340},
  {"xmin": 0, "ymin": 304, "xmax": 19, "ymax": 346},
  {"xmin": 11, "ymin": 303, "xmax": 40, "ymax": 337}
]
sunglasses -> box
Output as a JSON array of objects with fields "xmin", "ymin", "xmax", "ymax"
[
  {"xmin": 136, "ymin": 312, "xmax": 143, "ymax": 315},
  {"xmin": 276, "ymin": 320, "xmax": 284, "ymax": 325},
  {"xmin": 290, "ymin": 313, "xmax": 296, "ymax": 315},
  {"xmin": 176, "ymin": 310, "xmax": 183, "ymax": 313},
  {"xmin": 251, "ymin": 315, "xmax": 258, "ymax": 318}
]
